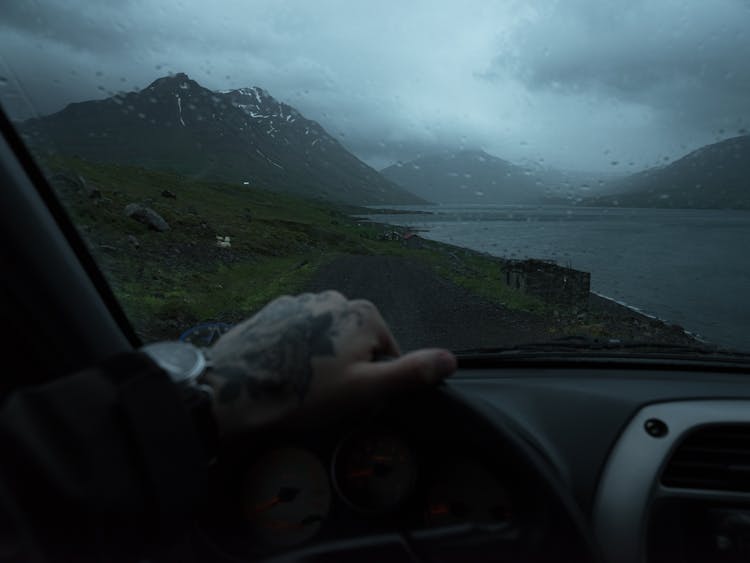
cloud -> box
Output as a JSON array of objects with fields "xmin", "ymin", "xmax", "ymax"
[
  {"xmin": 0, "ymin": 0, "xmax": 748, "ymax": 172},
  {"xmin": 489, "ymin": 0, "xmax": 750, "ymax": 139}
]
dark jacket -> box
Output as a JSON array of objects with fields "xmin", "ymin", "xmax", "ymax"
[{"xmin": 0, "ymin": 353, "xmax": 207, "ymax": 562}]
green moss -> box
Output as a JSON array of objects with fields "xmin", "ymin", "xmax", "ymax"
[{"xmin": 398, "ymin": 247, "xmax": 550, "ymax": 314}]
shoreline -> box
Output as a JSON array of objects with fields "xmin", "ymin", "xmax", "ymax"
[
  {"xmin": 351, "ymin": 218, "xmax": 704, "ymax": 347},
  {"xmin": 591, "ymin": 291, "xmax": 707, "ymax": 344},
  {"xmin": 356, "ymin": 211, "xmax": 711, "ymax": 347}
]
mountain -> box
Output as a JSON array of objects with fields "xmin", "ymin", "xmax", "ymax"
[
  {"xmin": 381, "ymin": 150, "xmax": 546, "ymax": 204},
  {"xmin": 21, "ymin": 73, "xmax": 424, "ymax": 206},
  {"xmin": 584, "ymin": 136, "xmax": 750, "ymax": 209}
]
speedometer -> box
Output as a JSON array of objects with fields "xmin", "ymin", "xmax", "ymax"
[
  {"xmin": 242, "ymin": 448, "xmax": 331, "ymax": 548},
  {"xmin": 332, "ymin": 431, "xmax": 418, "ymax": 513}
]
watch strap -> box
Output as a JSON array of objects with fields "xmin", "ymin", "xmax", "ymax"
[{"xmin": 179, "ymin": 382, "xmax": 219, "ymax": 466}]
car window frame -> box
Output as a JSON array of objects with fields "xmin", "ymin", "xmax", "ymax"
[{"xmin": 0, "ymin": 104, "xmax": 138, "ymax": 368}]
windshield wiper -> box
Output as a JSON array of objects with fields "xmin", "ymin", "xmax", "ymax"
[{"xmin": 454, "ymin": 335, "xmax": 750, "ymax": 362}]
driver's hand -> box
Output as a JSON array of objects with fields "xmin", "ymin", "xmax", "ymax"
[{"xmin": 203, "ymin": 291, "xmax": 456, "ymax": 435}]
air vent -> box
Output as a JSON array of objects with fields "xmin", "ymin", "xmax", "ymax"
[{"xmin": 662, "ymin": 424, "xmax": 750, "ymax": 492}]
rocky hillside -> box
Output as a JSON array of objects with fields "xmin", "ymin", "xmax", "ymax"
[
  {"xmin": 585, "ymin": 135, "xmax": 750, "ymax": 209},
  {"xmin": 21, "ymin": 73, "xmax": 425, "ymax": 206}
]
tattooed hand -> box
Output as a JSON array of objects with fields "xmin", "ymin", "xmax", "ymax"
[{"xmin": 202, "ymin": 291, "xmax": 456, "ymax": 434}]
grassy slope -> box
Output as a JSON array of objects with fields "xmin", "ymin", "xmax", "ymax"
[{"xmin": 48, "ymin": 158, "xmax": 548, "ymax": 341}]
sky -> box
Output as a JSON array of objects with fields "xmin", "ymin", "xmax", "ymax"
[{"xmin": 1, "ymin": 0, "xmax": 748, "ymax": 172}]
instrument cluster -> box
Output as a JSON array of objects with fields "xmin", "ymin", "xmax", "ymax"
[{"xmin": 239, "ymin": 429, "xmax": 516, "ymax": 550}]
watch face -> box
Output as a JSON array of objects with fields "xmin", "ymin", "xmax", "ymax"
[{"xmin": 141, "ymin": 341, "xmax": 206, "ymax": 383}]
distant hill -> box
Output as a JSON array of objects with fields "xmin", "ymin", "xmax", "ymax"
[
  {"xmin": 381, "ymin": 150, "xmax": 546, "ymax": 204},
  {"xmin": 584, "ymin": 136, "xmax": 750, "ymax": 209},
  {"xmin": 21, "ymin": 73, "xmax": 424, "ymax": 206}
]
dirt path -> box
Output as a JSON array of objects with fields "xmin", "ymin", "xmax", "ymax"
[
  {"xmin": 305, "ymin": 254, "xmax": 553, "ymax": 351},
  {"xmin": 305, "ymin": 254, "xmax": 700, "ymax": 351}
]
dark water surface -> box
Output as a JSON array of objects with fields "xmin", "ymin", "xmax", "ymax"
[{"xmin": 367, "ymin": 205, "xmax": 750, "ymax": 352}]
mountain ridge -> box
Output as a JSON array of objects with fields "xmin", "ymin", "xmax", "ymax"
[
  {"xmin": 22, "ymin": 73, "xmax": 425, "ymax": 206},
  {"xmin": 583, "ymin": 135, "xmax": 750, "ymax": 209}
]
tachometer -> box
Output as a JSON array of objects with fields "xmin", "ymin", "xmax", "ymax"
[
  {"xmin": 332, "ymin": 432, "xmax": 417, "ymax": 513},
  {"xmin": 242, "ymin": 448, "xmax": 331, "ymax": 547}
]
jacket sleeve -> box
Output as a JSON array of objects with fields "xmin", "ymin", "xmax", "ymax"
[{"xmin": 0, "ymin": 352, "xmax": 208, "ymax": 562}]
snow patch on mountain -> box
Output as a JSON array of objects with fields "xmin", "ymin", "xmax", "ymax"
[{"xmin": 175, "ymin": 94, "xmax": 185, "ymax": 126}]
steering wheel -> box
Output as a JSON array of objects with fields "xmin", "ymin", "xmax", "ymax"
[{"xmin": 194, "ymin": 385, "xmax": 601, "ymax": 563}]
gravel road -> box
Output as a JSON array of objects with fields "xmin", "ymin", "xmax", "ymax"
[
  {"xmin": 305, "ymin": 254, "xmax": 700, "ymax": 351},
  {"xmin": 305, "ymin": 255, "xmax": 555, "ymax": 351}
]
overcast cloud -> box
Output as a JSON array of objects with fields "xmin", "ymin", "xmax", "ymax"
[{"xmin": 1, "ymin": 0, "xmax": 748, "ymax": 171}]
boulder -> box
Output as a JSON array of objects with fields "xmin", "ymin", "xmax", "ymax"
[
  {"xmin": 49, "ymin": 173, "xmax": 101, "ymax": 199},
  {"xmin": 78, "ymin": 175, "xmax": 101, "ymax": 199},
  {"xmin": 124, "ymin": 203, "xmax": 170, "ymax": 232}
]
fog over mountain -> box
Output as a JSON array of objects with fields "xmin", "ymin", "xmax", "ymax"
[
  {"xmin": 382, "ymin": 150, "xmax": 630, "ymax": 204},
  {"xmin": 1, "ymin": 0, "xmax": 748, "ymax": 174}
]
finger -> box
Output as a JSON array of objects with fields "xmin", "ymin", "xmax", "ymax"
[
  {"xmin": 350, "ymin": 348, "xmax": 456, "ymax": 393},
  {"xmin": 350, "ymin": 299, "xmax": 401, "ymax": 358},
  {"xmin": 318, "ymin": 289, "xmax": 347, "ymax": 303}
]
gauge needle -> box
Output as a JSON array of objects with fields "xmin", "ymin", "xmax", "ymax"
[
  {"xmin": 429, "ymin": 503, "xmax": 451, "ymax": 516},
  {"xmin": 253, "ymin": 486, "xmax": 301, "ymax": 513},
  {"xmin": 349, "ymin": 461, "xmax": 394, "ymax": 479}
]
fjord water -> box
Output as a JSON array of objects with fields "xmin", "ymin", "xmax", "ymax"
[{"xmin": 368, "ymin": 205, "xmax": 750, "ymax": 352}]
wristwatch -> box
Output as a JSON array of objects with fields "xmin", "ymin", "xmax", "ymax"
[{"xmin": 140, "ymin": 341, "xmax": 219, "ymax": 465}]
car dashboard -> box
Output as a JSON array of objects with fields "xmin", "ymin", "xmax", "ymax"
[
  {"xmin": 195, "ymin": 360, "xmax": 750, "ymax": 563},
  {"xmin": 455, "ymin": 362, "xmax": 750, "ymax": 563},
  {"xmin": 198, "ymin": 380, "xmax": 583, "ymax": 562}
]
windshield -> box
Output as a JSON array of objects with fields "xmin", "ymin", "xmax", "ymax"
[{"xmin": 1, "ymin": 1, "xmax": 749, "ymax": 355}]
